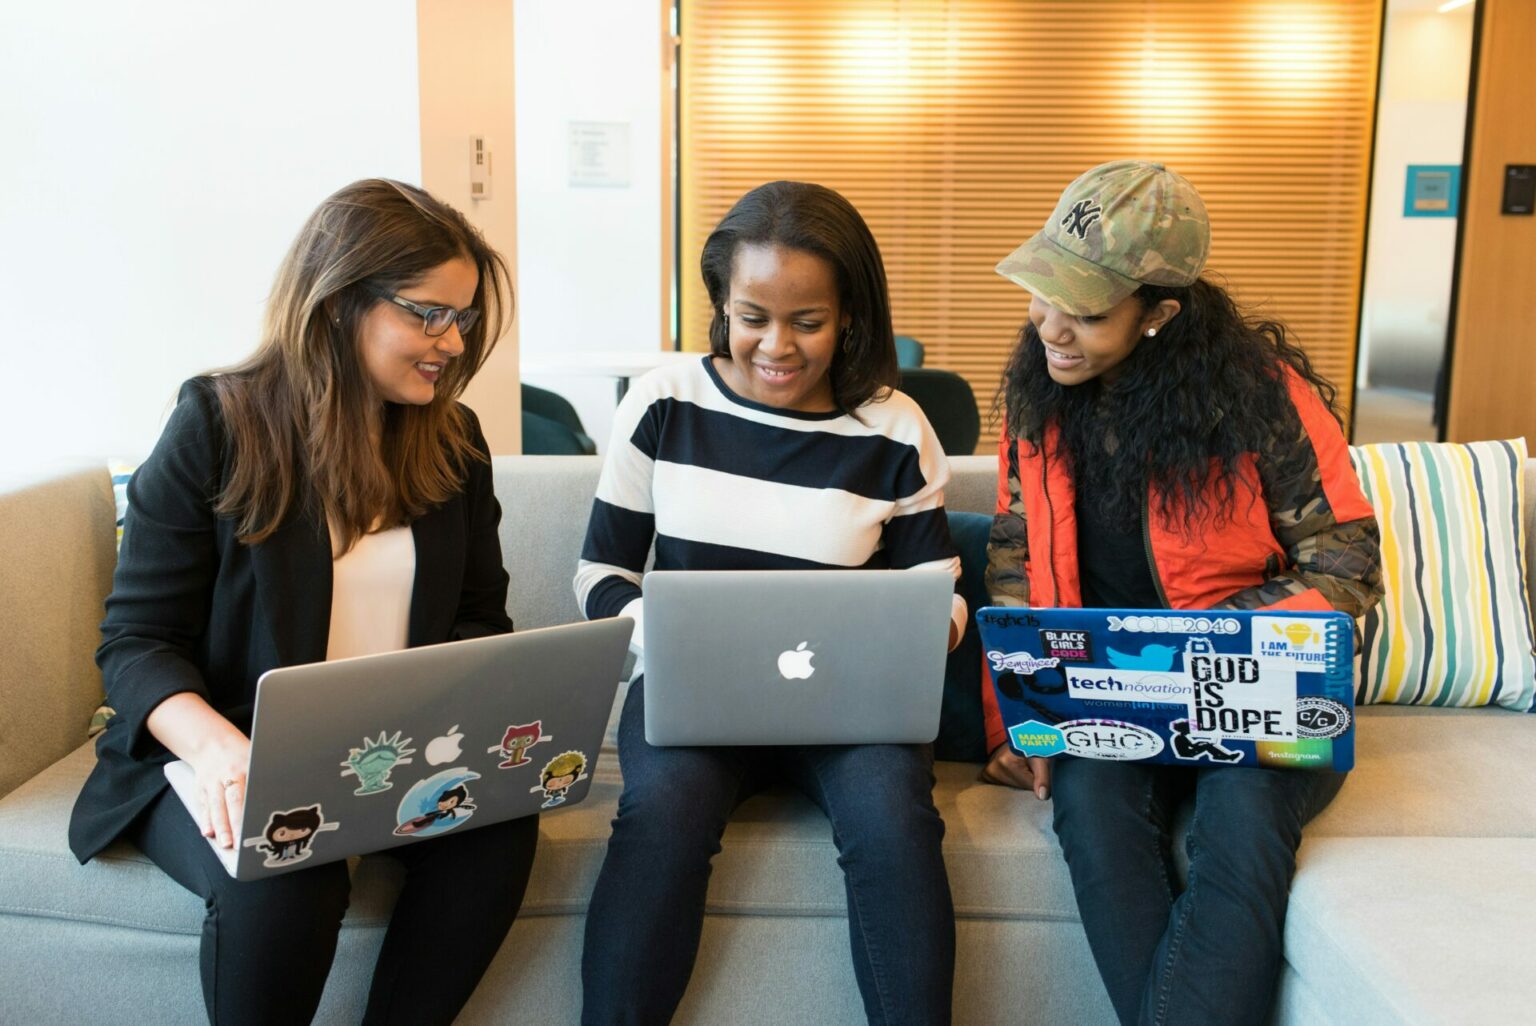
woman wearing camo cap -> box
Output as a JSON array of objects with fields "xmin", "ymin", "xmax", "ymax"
[{"xmin": 980, "ymin": 160, "xmax": 1383, "ymax": 1025}]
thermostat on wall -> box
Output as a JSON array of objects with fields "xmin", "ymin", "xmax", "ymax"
[{"xmin": 1502, "ymin": 165, "xmax": 1534, "ymax": 216}]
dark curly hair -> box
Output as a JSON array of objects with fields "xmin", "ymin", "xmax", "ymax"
[
  {"xmin": 701, "ymin": 181, "xmax": 897, "ymax": 413},
  {"xmin": 998, "ymin": 278, "xmax": 1340, "ymax": 532}
]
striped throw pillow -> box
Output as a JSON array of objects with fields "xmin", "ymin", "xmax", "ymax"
[{"xmin": 1351, "ymin": 439, "xmax": 1536, "ymax": 710}]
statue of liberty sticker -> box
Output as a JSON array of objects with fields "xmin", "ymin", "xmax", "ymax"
[{"xmin": 339, "ymin": 730, "xmax": 416, "ymax": 795}]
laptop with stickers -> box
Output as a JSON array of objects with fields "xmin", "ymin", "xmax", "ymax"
[
  {"xmin": 640, "ymin": 569, "xmax": 955, "ymax": 746},
  {"xmin": 163, "ymin": 617, "xmax": 632, "ymax": 880},
  {"xmin": 975, "ymin": 607, "xmax": 1355, "ymax": 771}
]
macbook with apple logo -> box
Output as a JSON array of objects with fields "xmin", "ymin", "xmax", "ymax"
[
  {"xmin": 162, "ymin": 617, "xmax": 632, "ymax": 880},
  {"xmin": 639, "ymin": 569, "xmax": 955, "ymax": 745}
]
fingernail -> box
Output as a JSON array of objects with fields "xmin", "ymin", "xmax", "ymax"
[{"xmin": 1036, "ymin": 786, "xmax": 1050, "ymax": 801}]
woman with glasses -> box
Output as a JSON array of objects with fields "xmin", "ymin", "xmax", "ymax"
[{"xmin": 67, "ymin": 179, "xmax": 533, "ymax": 1026}]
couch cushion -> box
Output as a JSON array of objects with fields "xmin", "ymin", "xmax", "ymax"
[
  {"xmin": 0, "ymin": 704, "xmax": 1078, "ymax": 937},
  {"xmin": 1307, "ymin": 706, "xmax": 1536, "ymax": 838},
  {"xmin": 1286, "ymin": 837, "xmax": 1536, "ymax": 1024},
  {"xmin": 1351, "ymin": 439, "xmax": 1536, "ymax": 711}
]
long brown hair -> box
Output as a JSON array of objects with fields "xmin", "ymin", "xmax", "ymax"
[{"xmin": 211, "ymin": 179, "xmax": 511, "ymax": 549}]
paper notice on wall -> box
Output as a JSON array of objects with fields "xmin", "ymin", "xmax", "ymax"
[{"xmin": 569, "ymin": 121, "xmax": 630, "ymax": 188}]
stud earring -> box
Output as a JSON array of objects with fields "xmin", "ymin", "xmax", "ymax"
[{"xmin": 1145, "ymin": 328, "xmax": 1158, "ymax": 337}]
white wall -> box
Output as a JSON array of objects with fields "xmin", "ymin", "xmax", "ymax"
[
  {"xmin": 513, "ymin": 0, "xmax": 665, "ymax": 452},
  {"xmin": 1357, "ymin": 4, "xmax": 1475, "ymax": 393},
  {"xmin": 0, "ymin": 2, "xmax": 421, "ymax": 480},
  {"xmin": 418, "ymin": 0, "xmax": 521, "ymax": 453}
]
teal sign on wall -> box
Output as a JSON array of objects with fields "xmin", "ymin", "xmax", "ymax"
[{"xmin": 1404, "ymin": 165, "xmax": 1460, "ymax": 218}]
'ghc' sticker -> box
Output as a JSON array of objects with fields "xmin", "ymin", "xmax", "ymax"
[
  {"xmin": 1295, "ymin": 697, "xmax": 1352, "ymax": 739},
  {"xmin": 1056, "ymin": 719, "xmax": 1165, "ymax": 761}
]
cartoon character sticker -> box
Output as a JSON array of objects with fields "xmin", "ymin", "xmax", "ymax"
[
  {"xmin": 394, "ymin": 768, "xmax": 482, "ymax": 838},
  {"xmin": 243, "ymin": 805, "xmax": 341, "ymax": 868},
  {"xmin": 1169, "ymin": 719, "xmax": 1244, "ymax": 763},
  {"xmin": 339, "ymin": 730, "xmax": 416, "ymax": 795},
  {"xmin": 488, "ymin": 720, "xmax": 553, "ymax": 768},
  {"xmin": 532, "ymin": 751, "xmax": 589, "ymax": 808}
]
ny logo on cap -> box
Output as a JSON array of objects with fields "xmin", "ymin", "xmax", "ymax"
[{"xmin": 1061, "ymin": 198, "xmax": 1102, "ymax": 240}]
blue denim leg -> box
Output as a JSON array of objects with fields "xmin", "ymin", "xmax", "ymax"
[
  {"xmin": 1050, "ymin": 759, "xmax": 1183, "ymax": 1026},
  {"xmin": 780, "ymin": 743, "xmax": 956, "ymax": 1026},
  {"xmin": 580, "ymin": 679, "xmax": 762, "ymax": 1026},
  {"xmin": 1142, "ymin": 767, "xmax": 1345, "ymax": 1026}
]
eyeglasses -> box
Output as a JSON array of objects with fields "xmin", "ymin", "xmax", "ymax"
[{"xmin": 377, "ymin": 292, "xmax": 481, "ymax": 338}]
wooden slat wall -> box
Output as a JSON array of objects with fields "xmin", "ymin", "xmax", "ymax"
[{"xmin": 680, "ymin": 0, "xmax": 1381, "ymax": 448}]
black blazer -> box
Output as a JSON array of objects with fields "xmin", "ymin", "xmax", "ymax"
[{"xmin": 68, "ymin": 378, "xmax": 514, "ymax": 862}]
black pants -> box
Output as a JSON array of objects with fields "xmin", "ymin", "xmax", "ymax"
[{"xmin": 131, "ymin": 787, "xmax": 539, "ymax": 1026}]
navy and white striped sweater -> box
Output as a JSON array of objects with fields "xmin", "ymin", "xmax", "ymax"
[{"xmin": 574, "ymin": 356, "xmax": 966, "ymax": 639}]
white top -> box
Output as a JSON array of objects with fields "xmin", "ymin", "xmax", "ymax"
[{"xmin": 326, "ymin": 523, "xmax": 415, "ymax": 661}]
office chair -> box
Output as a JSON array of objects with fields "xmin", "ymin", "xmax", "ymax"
[
  {"xmin": 894, "ymin": 335, "xmax": 926, "ymax": 368},
  {"xmin": 898, "ymin": 368, "xmax": 981, "ymax": 455},
  {"xmin": 521, "ymin": 384, "xmax": 596, "ymax": 455},
  {"xmin": 522, "ymin": 411, "xmax": 593, "ymax": 455}
]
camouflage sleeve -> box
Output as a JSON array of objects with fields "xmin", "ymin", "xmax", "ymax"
[
  {"xmin": 984, "ymin": 439, "xmax": 1032, "ymax": 607},
  {"xmin": 1215, "ymin": 404, "xmax": 1383, "ymax": 617}
]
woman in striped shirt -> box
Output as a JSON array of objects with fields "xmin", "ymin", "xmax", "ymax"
[{"xmin": 576, "ymin": 181, "xmax": 963, "ymax": 1026}]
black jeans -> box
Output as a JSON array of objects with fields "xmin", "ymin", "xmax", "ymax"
[
  {"xmin": 131, "ymin": 787, "xmax": 538, "ymax": 1026},
  {"xmin": 580, "ymin": 678, "xmax": 955, "ymax": 1026},
  {"xmin": 1050, "ymin": 759, "xmax": 1345, "ymax": 1026}
]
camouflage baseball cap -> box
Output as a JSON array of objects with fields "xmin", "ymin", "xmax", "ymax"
[{"xmin": 995, "ymin": 160, "xmax": 1210, "ymax": 316}]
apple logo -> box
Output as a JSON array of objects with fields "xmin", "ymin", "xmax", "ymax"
[
  {"xmin": 777, "ymin": 642, "xmax": 815, "ymax": 680},
  {"xmin": 424, "ymin": 725, "xmax": 465, "ymax": 766}
]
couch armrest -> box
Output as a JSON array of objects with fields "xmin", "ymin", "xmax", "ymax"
[{"xmin": 0, "ymin": 467, "xmax": 116, "ymax": 798}]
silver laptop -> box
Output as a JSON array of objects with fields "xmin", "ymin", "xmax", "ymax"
[
  {"xmin": 641, "ymin": 570, "xmax": 954, "ymax": 746},
  {"xmin": 165, "ymin": 617, "xmax": 631, "ymax": 880}
]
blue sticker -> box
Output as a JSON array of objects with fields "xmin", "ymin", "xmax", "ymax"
[
  {"xmin": 394, "ymin": 767, "xmax": 481, "ymax": 838},
  {"xmin": 1008, "ymin": 720, "xmax": 1066, "ymax": 758},
  {"xmin": 1105, "ymin": 643, "xmax": 1178, "ymax": 671}
]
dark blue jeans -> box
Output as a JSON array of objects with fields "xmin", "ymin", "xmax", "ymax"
[
  {"xmin": 581, "ymin": 678, "xmax": 955, "ymax": 1026},
  {"xmin": 1050, "ymin": 759, "xmax": 1345, "ymax": 1026}
]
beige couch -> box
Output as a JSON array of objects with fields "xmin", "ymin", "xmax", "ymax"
[{"xmin": 1, "ymin": 455, "xmax": 1534, "ymax": 1025}]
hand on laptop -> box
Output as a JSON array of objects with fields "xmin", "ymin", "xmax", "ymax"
[
  {"xmin": 191, "ymin": 736, "xmax": 252, "ymax": 850},
  {"xmin": 980, "ymin": 744, "xmax": 1052, "ymax": 801},
  {"xmin": 147, "ymin": 692, "xmax": 252, "ymax": 849}
]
